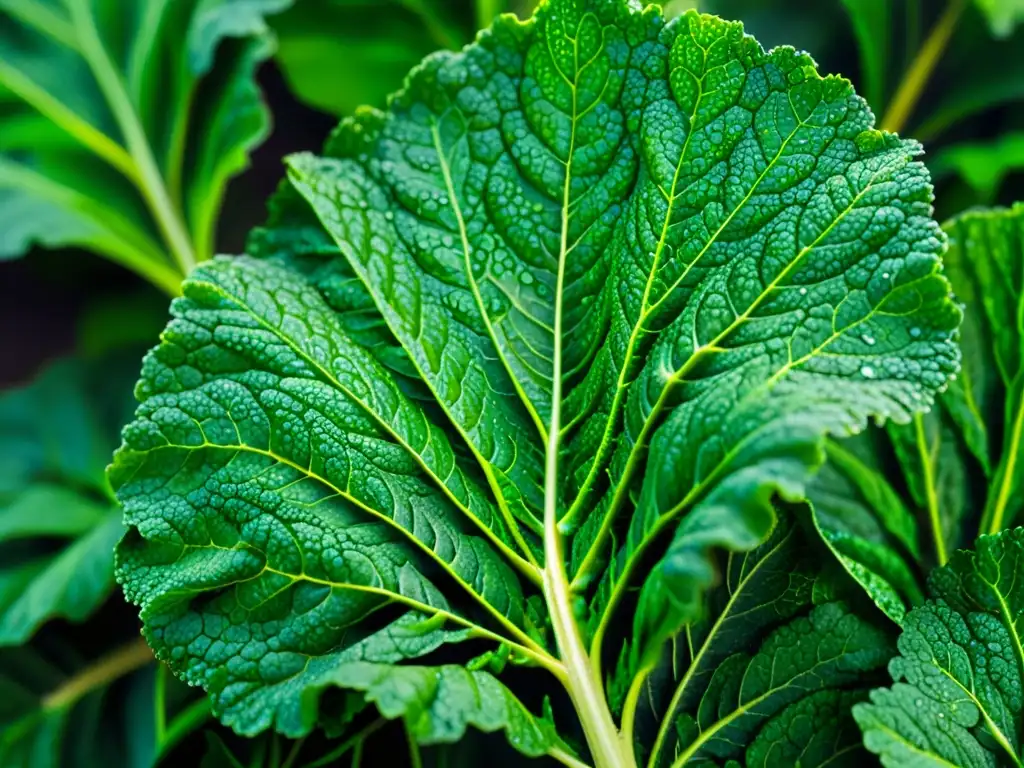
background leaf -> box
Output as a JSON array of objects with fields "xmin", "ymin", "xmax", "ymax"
[
  {"xmin": 854, "ymin": 526, "xmax": 1024, "ymax": 767},
  {"xmin": 270, "ymin": 0, "xmax": 470, "ymax": 115},
  {"xmin": 0, "ymin": 0, "xmax": 291, "ymax": 289},
  {"xmin": 0, "ymin": 355, "xmax": 140, "ymax": 645}
]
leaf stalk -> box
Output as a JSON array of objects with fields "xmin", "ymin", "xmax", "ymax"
[
  {"xmin": 42, "ymin": 636, "xmax": 153, "ymax": 711},
  {"xmin": 546, "ymin": 61, "xmax": 633, "ymax": 766},
  {"xmin": 68, "ymin": 0, "xmax": 198, "ymax": 278},
  {"xmin": 880, "ymin": 0, "xmax": 965, "ymax": 134}
]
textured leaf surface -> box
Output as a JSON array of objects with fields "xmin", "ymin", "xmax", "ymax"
[
  {"xmin": 622, "ymin": 514, "xmax": 891, "ymax": 768},
  {"xmin": 0, "ymin": 0, "xmax": 287, "ymax": 286},
  {"xmin": 285, "ymin": 0, "xmax": 958, "ymax": 666},
  {"xmin": 855, "ymin": 527, "xmax": 1024, "ymax": 768},
  {"xmin": 114, "ymin": 0, "xmax": 960, "ymax": 762},
  {"xmin": 813, "ymin": 203, "xmax": 1023, "ymax": 622},
  {"xmin": 111, "ymin": 257, "xmax": 558, "ymax": 755}
]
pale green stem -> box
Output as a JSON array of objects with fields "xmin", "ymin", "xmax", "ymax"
[
  {"xmin": 158, "ymin": 698, "xmax": 213, "ymax": 759},
  {"xmin": 550, "ymin": 746, "xmax": 595, "ymax": 768},
  {"xmin": 281, "ymin": 736, "xmax": 307, "ymax": 768},
  {"xmin": 914, "ymin": 413, "xmax": 947, "ymax": 565},
  {"xmin": 880, "ymin": 0, "xmax": 965, "ymax": 134},
  {"xmin": 474, "ymin": 0, "xmax": 503, "ymax": 29},
  {"xmin": 302, "ymin": 718, "xmax": 386, "ymax": 768},
  {"xmin": 406, "ymin": 723, "xmax": 423, "ymax": 768},
  {"xmin": 154, "ymin": 662, "xmax": 167, "ymax": 744},
  {"xmin": 42, "ymin": 637, "xmax": 152, "ymax": 710},
  {"xmin": 68, "ymin": 0, "xmax": 198, "ymax": 276},
  {"xmin": 986, "ymin": 382, "xmax": 1024, "ymax": 534},
  {"xmin": 544, "ymin": 45, "xmax": 632, "ymax": 766}
]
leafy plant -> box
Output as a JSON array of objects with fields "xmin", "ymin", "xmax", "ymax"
[
  {"xmin": 0, "ymin": 352, "xmax": 211, "ymax": 766},
  {"xmin": 855, "ymin": 525, "xmax": 1024, "ymax": 767},
  {"xmin": 810, "ymin": 203, "xmax": 1024, "ymax": 624},
  {"xmin": 0, "ymin": 356, "xmax": 133, "ymax": 645},
  {"xmin": 0, "ymin": 0, "xmax": 290, "ymax": 294},
  {"xmin": 111, "ymin": 1, "xmax": 964, "ymax": 765}
]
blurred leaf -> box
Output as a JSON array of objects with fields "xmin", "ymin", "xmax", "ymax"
[
  {"xmin": 913, "ymin": 10, "xmax": 1024, "ymax": 140},
  {"xmin": 661, "ymin": 0, "xmax": 700, "ymax": 19},
  {"xmin": 0, "ymin": 487, "xmax": 123, "ymax": 646},
  {"xmin": 76, "ymin": 291, "xmax": 170, "ymax": 359},
  {"xmin": 0, "ymin": 354, "xmax": 139, "ymax": 644},
  {"xmin": 0, "ymin": 639, "xmax": 154, "ymax": 768},
  {"xmin": 974, "ymin": 0, "xmax": 1024, "ymax": 36},
  {"xmin": 0, "ymin": 0, "xmax": 291, "ymax": 292},
  {"xmin": 271, "ymin": 0, "xmax": 470, "ymax": 116},
  {"xmin": 840, "ymin": 0, "xmax": 890, "ymax": 113},
  {"xmin": 930, "ymin": 132, "xmax": 1024, "ymax": 202}
]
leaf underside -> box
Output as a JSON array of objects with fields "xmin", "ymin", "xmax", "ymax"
[{"xmin": 113, "ymin": 0, "xmax": 960, "ymax": 763}]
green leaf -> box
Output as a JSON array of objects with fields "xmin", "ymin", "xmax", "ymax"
[
  {"xmin": 854, "ymin": 526, "xmax": 1024, "ymax": 767},
  {"xmin": 111, "ymin": 256, "xmax": 559, "ymax": 756},
  {"xmin": 0, "ymin": 639, "xmax": 156, "ymax": 768},
  {"xmin": 810, "ymin": 203, "xmax": 1024, "ymax": 623},
  {"xmin": 114, "ymin": 1, "xmax": 960, "ymax": 764},
  {"xmin": 909, "ymin": 205, "xmax": 1023, "ymax": 539},
  {"xmin": 0, "ymin": 355, "xmax": 139, "ymax": 644},
  {"xmin": 840, "ymin": 0, "xmax": 890, "ymax": 113},
  {"xmin": 0, "ymin": 0, "xmax": 289, "ymax": 289},
  {"xmin": 653, "ymin": 600, "xmax": 891, "ymax": 767},
  {"xmin": 974, "ymin": 0, "xmax": 1024, "ymax": 37},
  {"xmin": 930, "ymin": 133, "xmax": 1024, "ymax": 203},
  {"xmin": 0, "ymin": 488, "xmax": 123, "ymax": 646},
  {"xmin": 270, "ymin": 0, "xmax": 471, "ymax": 115},
  {"xmin": 613, "ymin": 512, "xmax": 891, "ymax": 767},
  {"xmin": 807, "ymin": 437, "xmax": 924, "ymax": 625},
  {"xmin": 746, "ymin": 689, "xmax": 870, "ymax": 768}
]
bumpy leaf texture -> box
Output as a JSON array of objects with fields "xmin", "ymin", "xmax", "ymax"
[
  {"xmin": 113, "ymin": 0, "xmax": 959, "ymax": 763},
  {"xmin": 618, "ymin": 511, "xmax": 894, "ymax": 767},
  {"xmin": 810, "ymin": 203, "xmax": 1023, "ymax": 625},
  {"xmin": 855, "ymin": 526, "xmax": 1024, "ymax": 767}
]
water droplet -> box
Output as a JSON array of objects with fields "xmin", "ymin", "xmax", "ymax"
[
  {"xmin": 882, "ymin": 272, "xmax": 890, "ymax": 279},
  {"xmin": 861, "ymin": 334, "xmax": 875, "ymax": 346},
  {"xmin": 861, "ymin": 366, "xmax": 875, "ymax": 378},
  {"xmin": 909, "ymin": 327, "xmax": 922, "ymax": 338},
  {"xmin": 799, "ymin": 287, "xmax": 808, "ymax": 296}
]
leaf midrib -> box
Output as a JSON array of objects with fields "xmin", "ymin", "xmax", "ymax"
[{"xmin": 936, "ymin": 661, "xmax": 1022, "ymax": 765}]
